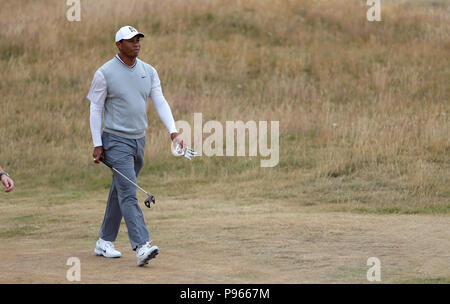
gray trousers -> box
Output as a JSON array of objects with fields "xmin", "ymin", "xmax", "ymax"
[{"xmin": 99, "ymin": 132, "xmax": 150, "ymax": 250}]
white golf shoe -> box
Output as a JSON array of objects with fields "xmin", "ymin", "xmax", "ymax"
[
  {"xmin": 94, "ymin": 238, "xmax": 122, "ymax": 258},
  {"xmin": 136, "ymin": 242, "xmax": 159, "ymax": 266}
]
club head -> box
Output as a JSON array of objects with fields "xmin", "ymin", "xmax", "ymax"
[{"xmin": 144, "ymin": 195, "xmax": 156, "ymax": 208}]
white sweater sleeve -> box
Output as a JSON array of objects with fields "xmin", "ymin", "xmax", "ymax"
[
  {"xmin": 150, "ymin": 68, "xmax": 178, "ymax": 134},
  {"xmin": 87, "ymin": 70, "xmax": 107, "ymax": 147}
]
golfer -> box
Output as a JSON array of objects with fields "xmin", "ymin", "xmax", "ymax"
[
  {"xmin": 0, "ymin": 166, "xmax": 14, "ymax": 192},
  {"xmin": 87, "ymin": 26, "xmax": 194, "ymax": 266}
]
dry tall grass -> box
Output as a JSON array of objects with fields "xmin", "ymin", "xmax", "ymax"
[{"xmin": 0, "ymin": 0, "xmax": 448, "ymax": 213}]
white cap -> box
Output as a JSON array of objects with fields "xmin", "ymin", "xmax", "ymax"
[{"xmin": 115, "ymin": 26, "xmax": 145, "ymax": 42}]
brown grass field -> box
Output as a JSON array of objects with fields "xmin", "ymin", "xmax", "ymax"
[{"xmin": 0, "ymin": 0, "xmax": 449, "ymax": 283}]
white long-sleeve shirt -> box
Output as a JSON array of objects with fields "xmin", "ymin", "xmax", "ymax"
[{"xmin": 87, "ymin": 55, "xmax": 178, "ymax": 147}]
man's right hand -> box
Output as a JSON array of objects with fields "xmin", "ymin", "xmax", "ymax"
[{"xmin": 93, "ymin": 146, "xmax": 105, "ymax": 163}]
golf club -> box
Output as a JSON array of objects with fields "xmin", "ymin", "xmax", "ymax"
[{"xmin": 99, "ymin": 158, "xmax": 155, "ymax": 208}]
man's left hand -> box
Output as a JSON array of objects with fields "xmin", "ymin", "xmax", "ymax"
[{"xmin": 170, "ymin": 133, "xmax": 197, "ymax": 160}]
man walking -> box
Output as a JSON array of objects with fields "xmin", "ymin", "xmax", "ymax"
[{"xmin": 87, "ymin": 26, "xmax": 195, "ymax": 266}]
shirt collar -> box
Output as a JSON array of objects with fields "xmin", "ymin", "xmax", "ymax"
[{"xmin": 115, "ymin": 53, "xmax": 137, "ymax": 69}]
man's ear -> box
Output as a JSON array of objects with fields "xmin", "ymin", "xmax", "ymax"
[{"xmin": 115, "ymin": 41, "xmax": 122, "ymax": 51}]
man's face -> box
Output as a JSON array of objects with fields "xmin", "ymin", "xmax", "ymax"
[{"xmin": 116, "ymin": 36, "xmax": 141, "ymax": 58}]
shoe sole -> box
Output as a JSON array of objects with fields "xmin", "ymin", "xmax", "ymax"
[
  {"xmin": 138, "ymin": 247, "xmax": 159, "ymax": 267},
  {"xmin": 94, "ymin": 248, "xmax": 121, "ymax": 258}
]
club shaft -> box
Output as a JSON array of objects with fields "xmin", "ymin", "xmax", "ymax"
[{"xmin": 110, "ymin": 167, "xmax": 149, "ymax": 196}]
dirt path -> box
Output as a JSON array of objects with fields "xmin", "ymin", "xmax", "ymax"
[{"xmin": 0, "ymin": 196, "xmax": 448, "ymax": 283}]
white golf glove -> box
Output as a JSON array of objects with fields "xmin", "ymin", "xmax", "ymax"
[{"xmin": 172, "ymin": 142, "xmax": 198, "ymax": 160}]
